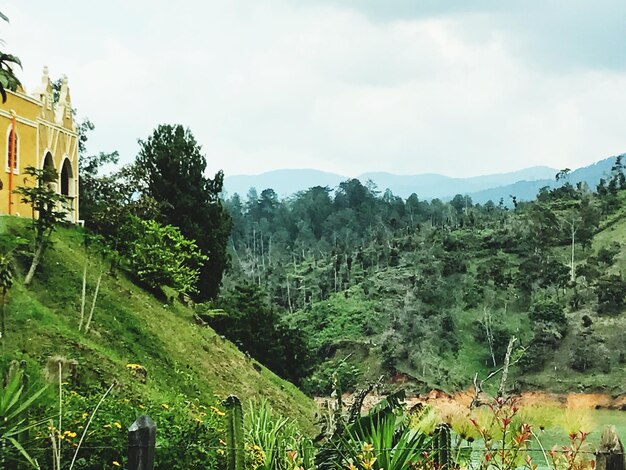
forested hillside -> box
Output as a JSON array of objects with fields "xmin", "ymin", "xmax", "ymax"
[{"xmin": 221, "ymin": 159, "xmax": 626, "ymax": 396}]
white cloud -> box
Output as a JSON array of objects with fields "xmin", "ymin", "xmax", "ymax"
[{"xmin": 2, "ymin": 0, "xmax": 626, "ymax": 178}]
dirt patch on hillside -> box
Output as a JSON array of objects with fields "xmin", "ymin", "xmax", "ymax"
[{"xmin": 316, "ymin": 389, "xmax": 626, "ymax": 413}]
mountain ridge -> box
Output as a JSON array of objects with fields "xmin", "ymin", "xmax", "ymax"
[{"xmin": 224, "ymin": 157, "xmax": 622, "ymax": 204}]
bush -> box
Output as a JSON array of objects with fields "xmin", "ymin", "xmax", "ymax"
[
  {"xmin": 570, "ymin": 335, "xmax": 611, "ymax": 373},
  {"xmin": 301, "ymin": 360, "xmax": 362, "ymax": 396},
  {"xmin": 123, "ymin": 217, "xmax": 207, "ymax": 295},
  {"xmin": 529, "ymin": 298, "xmax": 566, "ymax": 331},
  {"xmin": 595, "ymin": 274, "xmax": 626, "ymax": 315}
]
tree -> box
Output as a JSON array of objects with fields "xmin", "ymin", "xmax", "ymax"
[
  {"xmin": 520, "ymin": 298, "xmax": 567, "ymax": 371},
  {"xmin": 608, "ymin": 155, "xmax": 626, "ymax": 192},
  {"xmin": 135, "ymin": 124, "xmax": 232, "ymax": 299},
  {"xmin": 0, "ymin": 12, "xmax": 21, "ymax": 103},
  {"xmin": 14, "ymin": 166, "xmax": 68, "ymax": 286},
  {"xmin": 78, "ymin": 151, "xmax": 120, "ymax": 224},
  {"xmin": 529, "ymin": 298, "xmax": 566, "ymax": 328},
  {"xmin": 555, "ymin": 168, "xmax": 571, "ymax": 182},
  {"xmin": 595, "ymin": 274, "xmax": 626, "ymax": 315},
  {"xmin": 212, "ymin": 283, "xmax": 313, "ymax": 383}
]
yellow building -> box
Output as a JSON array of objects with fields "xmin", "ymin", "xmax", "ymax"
[{"xmin": 0, "ymin": 66, "xmax": 79, "ymax": 222}]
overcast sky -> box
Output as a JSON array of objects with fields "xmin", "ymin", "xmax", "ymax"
[{"xmin": 3, "ymin": 1, "xmax": 626, "ymax": 178}]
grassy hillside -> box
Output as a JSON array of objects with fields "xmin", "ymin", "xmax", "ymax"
[{"xmin": 0, "ymin": 216, "xmax": 317, "ymax": 431}]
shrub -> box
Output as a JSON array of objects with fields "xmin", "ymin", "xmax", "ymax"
[
  {"xmin": 301, "ymin": 360, "xmax": 362, "ymax": 396},
  {"xmin": 123, "ymin": 217, "xmax": 207, "ymax": 295},
  {"xmin": 570, "ymin": 335, "xmax": 611, "ymax": 373},
  {"xmin": 529, "ymin": 298, "xmax": 566, "ymax": 331},
  {"xmin": 595, "ymin": 273, "xmax": 626, "ymax": 315}
]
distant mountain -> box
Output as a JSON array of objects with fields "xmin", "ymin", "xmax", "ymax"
[
  {"xmin": 223, "ymin": 156, "xmax": 622, "ymax": 204},
  {"xmin": 358, "ymin": 166, "xmax": 556, "ymax": 199},
  {"xmin": 224, "ymin": 166, "xmax": 556, "ymax": 199},
  {"xmin": 467, "ymin": 156, "xmax": 620, "ymax": 205},
  {"xmin": 223, "ymin": 169, "xmax": 347, "ymax": 198}
]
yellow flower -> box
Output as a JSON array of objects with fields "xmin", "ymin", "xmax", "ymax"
[
  {"xmin": 162, "ymin": 403, "xmax": 169, "ymax": 410},
  {"xmin": 82, "ymin": 412, "xmax": 88, "ymax": 419},
  {"xmin": 126, "ymin": 363, "xmax": 144, "ymax": 370},
  {"xmin": 210, "ymin": 405, "xmax": 225, "ymax": 416},
  {"xmin": 114, "ymin": 422, "xmax": 122, "ymax": 429},
  {"xmin": 112, "ymin": 461, "xmax": 121, "ymax": 467}
]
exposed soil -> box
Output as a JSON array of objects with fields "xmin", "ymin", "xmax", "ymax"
[{"xmin": 316, "ymin": 389, "xmax": 626, "ymax": 413}]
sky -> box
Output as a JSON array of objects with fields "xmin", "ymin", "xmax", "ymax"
[{"xmin": 2, "ymin": 0, "xmax": 626, "ymax": 178}]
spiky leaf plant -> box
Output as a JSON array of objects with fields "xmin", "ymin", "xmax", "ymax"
[{"xmin": 0, "ymin": 365, "xmax": 48, "ymax": 468}]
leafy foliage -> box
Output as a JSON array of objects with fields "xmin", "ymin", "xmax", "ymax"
[{"xmin": 123, "ymin": 217, "xmax": 207, "ymax": 295}]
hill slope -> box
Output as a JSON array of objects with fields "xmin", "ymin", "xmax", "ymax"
[{"xmin": 0, "ymin": 216, "xmax": 316, "ymax": 429}]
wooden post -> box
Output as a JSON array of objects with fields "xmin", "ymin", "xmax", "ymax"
[
  {"xmin": 128, "ymin": 415, "xmax": 156, "ymax": 470},
  {"xmin": 596, "ymin": 425, "xmax": 625, "ymax": 470}
]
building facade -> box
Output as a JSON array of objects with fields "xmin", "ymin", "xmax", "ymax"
[{"xmin": 0, "ymin": 66, "xmax": 79, "ymax": 222}]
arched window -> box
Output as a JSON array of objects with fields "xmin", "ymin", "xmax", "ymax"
[
  {"xmin": 60, "ymin": 158, "xmax": 73, "ymax": 196},
  {"xmin": 42, "ymin": 151, "xmax": 57, "ymax": 194},
  {"xmin": 6, "ymin": 125, "xmax": 18, "ymax": 173},
  {"xmin": 43, "ymin": 152, "xmax": 55, "ymax": 172}
]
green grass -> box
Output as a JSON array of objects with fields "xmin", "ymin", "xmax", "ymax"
[{"xmin": 0, "ymin": 216, "xmax": 317, "ymax": 432}]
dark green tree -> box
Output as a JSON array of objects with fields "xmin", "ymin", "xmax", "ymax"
[
  {"xmin": 135, "ymin": 124, "xmax": 232, "ymax": 299},
  {"xmin": 213, "ymin": 283, "xmax": 312, "ymax": 383},
  {"xmin": 595, "ymin": 274, "xmax": 626, "ymax": 315}
]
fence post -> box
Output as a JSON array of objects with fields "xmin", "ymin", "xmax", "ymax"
[
  {"xmin": 128, "ymin": 415, "xmax": 156, "ymax": 470},
  {"xmin": 596, "ymin": 425, "xmax": 625, "ymax": 470}
]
